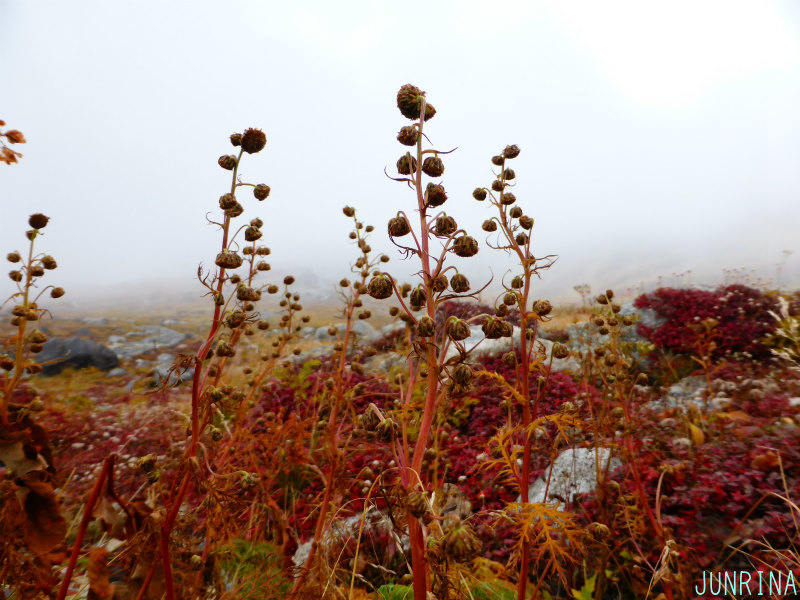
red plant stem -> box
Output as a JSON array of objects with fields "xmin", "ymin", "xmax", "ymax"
[
  {"xmin": 134, "ymin": 562, "xmax": 158, "ymax": 600},
  {"xmin": 56, "ymin": 456, "xmax": 114, "ymax": 600}
]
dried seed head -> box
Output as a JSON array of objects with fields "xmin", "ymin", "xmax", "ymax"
[
  {"xmin": 482, "ymin": 316, "xmax": 506, "ymax": 340},
  {"xmin": 636, "ymin": 373, "xmax": 649, "ymax": 385},
  {"xmin": 29, "ymin": 330, "xmax": 47, "ymax": 344},
  {"xmin": 416, "ymin": 316, "xmax": 436, "ymax": 337},
  {"xmin": 533, "ymin": 299, "xmax": 553, "ymax": 316},
  {"xmin": 256, "ymin": 246, "xmax": 270, "ymax": 256},
  {"xmin": 491, "ymin": 155, "xmax": 504, "ymax": 166},
  {"xmin": 0, "ymin": 356, "xmax": 14, "ymax": 371},
  {"xmin": 552, "ymin": 343, "xmax": 569, "ymax": 359},
  {"xmin": 502, "ymin": 351, "xmax": 517, "ymax": 367},
  {"xmin": 7, "ymin": 251, "xmax": 21, "ymax": 263},
  {"xmin": 425, "ymin": 183, "xmax": 447, "ymax": 207},
  {"xmin": 397, "ymin": 125, "xmax": 419, "ymax": 146},
  {"xmin": 254, "ymin": 184, "xmax": 271, "ymax": 200},
  {"xmin": 218, "ymin": 155, "xmax": 237, "ymax": 170},
  {"xmin": 431, "ymin": 274, "xmax": 448, "ymax": 293},
  {"xmin": 605, "ymin": 289, "xmax": 615, "ymax": 299},
  {"xmin": 422, "ymin": 156, "xmax": 444, "ymax": 177},
  {"xmin": 236, "ymin": 285, "xmax": 261, "ymax": 302},
  {"xmin": 342, "ymin": 206, "xmax": 356, "ymax": 217},
  {"xmin": 50, "ymin": 287, "xmax": 65, "ymax": 298},
  {"xmin": 241, "ymin": 128, "xmax": 267, "ymax": 154},
  {"xmin": 219, "ymin": 193, "xmax": 237, "ymax": 210},
  {"xmin": 389, "ymin": 306, "xmax": 399, "ymax": 316},
  {"xmin": 452, "ymin": 235, "xmax": 479, "ymax": 258},
  {"xmin": 225, "ymin": 202, "xmax": 244, "ymax": 218},
  {"xmin": 450, "ymin": 273, "xmax": 470, "ymax": 293},
  {"xmin": 451, "ymin": 364, "xmax": 473, "ymax": 385},
  {"xmin": 592, "ymin": 316, "xmax": 605, "ymax": 327},
  {"xmin": 29, "ymin": 343, "xmax": 44, "ymax": 354},
  {"xmin": 496, "ymin": 304, "xmax": 509, "ymax": 317},
  {"xmin": 409, "ymin": 286, "xmax": 426, "ymax": 310},
  {"xmin": 503, "ymin": 292, "xmax": 517, "ymax": 306},
  {"xmin": 503, "ymin": 144, "xmax": 521, "ymax": 159},
  {"xmin": 604, "ymin": 353, "xmax": 617, "ymax": 366},
  {"xmin": 41, "ymin": 256, "xmax": 57, "ymax": 270},
  {"xmin": 482, "ymin": 219, "xmax": 497, "ymax": 232},
  {"xmin": 510, "ymin": 276, "xmax": 523, "ymax": 289},
  {"xmin": 434, "ymin": 215, "xmax": 457, "ymax": 237},
  {"xmin": 509, "ymin": 206, "xmax": 523, "ymax": 219},
  {"xmin": 621, "ymin": 315, "xmax": 634, "ymax": 327},
  {"xmin": 405, "ymin": 491, "xmax": 431, "ymax": 519},
  {"xmin": 397, "ymin": 84, "xmax": 435, "ymax": 121},
  {"xmin": 500, "ymin": 192, "xmax": 516, "ymax": 205},
  {"xmin": 397, "ymin": 154, "xmax": 417, "ymax": 175},
  {"xmin": 229, "ymin": 274, "xmax": 241, "ymax": 284},
  {"xmin": 503, "ymin": 168, "xmax": 516, "ymax": 180},
  {"xmin": 388, "ymin": 215, "xmax": 411, "ymax": 237},
  {"xmin": 230, "ymin": 133, "xmax": 242, "ymax": 146},
  {"xmin": 598, "ymin": 326, "xmax": 610, "ymax": 335},
  {"xmin": 446, "ymin": 317, "xmax": 471, "ymax": 341},
  {"xmin": 215, "ymin": 250, "xmax": 243, "ymax": 269},
  {"xmin": 256, "ymin": 261, "xmax": 270, "ymax": 271},
  {"xmin": 491, "ymin": 180, "xmax": 504, "ymax": 192},
  {"xmin": 596, "ymin": 294, "xmax": 609, "ymax": 305},
  {"xmin": 472, "ymin": 188, "xmax": 487, "ymax": 201},
  {"xmin": 515, "ymin": 233, "xmax": 528, "ymax": 245},
  {"xmin": 611, "ymin": 303, "xmax": 621, "ymax": 314},
  {"xmin": 284, "ymin": 276, "xmax": 295, "ymax": 285},
  {"xmin": 442, "ymin": 522, "xmax": 482, "ymax": 562},
  {"xmin": 267, "ymin": 284, "xmax": 279, "ymax": 294},
  {"xmin": 216, "ymin": 341, "xmax": 235, "ymax": 357},
  {"xmin": 519, "ymin": 215, "xmax": 533, "ymax": 230},
  {"xmin": 367, "ymin": 275, "xmax": 393, "ymax": 300},
  {"xmin": 136, "ymin": 454, "xmax": 158, "ymax": 474},
  {"xmin": 28, "ymin": 214, "xmax": 49, "ymax": 229}
]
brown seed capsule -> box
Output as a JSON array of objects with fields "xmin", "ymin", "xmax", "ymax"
[
  {"xmin": 491, "ymin": 155, "xmax": 504, "ymax": 166},
  {"xmin": 596, "ymin": 294, "xmax": 608, "ymax": 305},
  {"xmin": 552, "ymin": 343, "xmax": 569, "ymax": 359},
  {"xmin": 28, "ymin": 214, "xmax": 49, "ymax": 229},
  {"xmin": 519, "ymin": 215, "xmax": 533, "ymax": 230},
  {"xmin": 397, "ymin": 84, "xmax": 435, "ymax": 121},
  {"xmin": 473, "ymin": 188, "xmax": 487, "ymax": 201},
  {"xmin": 216, "ymin": 341, "xmax": 235, "ymax": 357},
  {"xmin": 502, "ymin": 351, "xmax": 517, "ymax": 367},
  {"xmin": 491, "ymin": 180, "xmax": 504, "ymax": 192},
  {"xmin": 621, "ymin": 315, "xmax": 634, "ymax": 327},
  {"xmin": 422, "ymin": 156, "xmax": 444, "ymax": 177},
  {"xmin": 482, "ymin": 219, "xmax": 497, "ymax": 232},
  {"xmin": 604, "ymin": 353, "xmax": 617, "ymax": 366},
  {"xmin": 509, "ymin": 206, "xmax": 522, "ymax": 219},
  {"xmin": 397, "ymin": 154, "xmax": 417, "ymax": 175},
  {"xmin": 230, "ymin": 133, "xmax": 242, "ymax": 147},
  {"xmin": 389, "ymin": 306, "xmax": 400, "ymax": 316},
  {"xmin": 218, "ymin": 155, "xmax": 237, "ymax": 170},
  {"xmin": 367, "ymin": 275, "xmax": 393, "ymax": 300},
  {"xmin": 510, "ymin": 276, "xmax": 523, "ymax": 289},
  {"xmin": 388, "ymin": 215, "xmax": 411, "ymax": 237},
  {"xmin": 482, "ymin": 316, "xmax": 506, "ymax": 340},
  {"xmin": 446, "ymin": 317, "xmax": 471, "ymax": 341},
  {"xmin": 409, "ymin": 286, "xmax": 426, "ymax": 309},
  {"xmin": 267, "ymin": 284, "xmax": 279, "ymax": 294},
  {"xmin": 503, "ymin": 168, "xmax": 516, "ymax": 180},
  {"xmin": 496, "ymin": 304, "xmax": 509, "ymax": 317},
  {"xmin": 598, "ymin": 326, "xmax": 610, "ymax": 336},
  {"xmin": 503, "ymin": 144, "xmax": 521, "ymax": 159},
  {"xmin": 219, "ymin": 193, "xmax": 237, "ymax": 210},
  {"xmin": 442, "ymin": 522, "xmax": 482, "ymax": 562},
  {"xmin": 241, "ymin": 128, "xmax": 266, "ymax": 154},
  {"xmin": 451, "ymin": 364, "xmax": 473, "ymax": 385},
  {"xmin": 450, "ymin": 273, "xmax": 470, "ymax": 293},
  {"xmin": 342, "ymin": 206, "xmax": 355, "ymax": 217},
  {"xmin": 503, "ymin": 292, "xmax": 517, "ymax": 306},
  {"xmin": 422, "ymin": 273, "xmax": 445, "ymax": 294},
  {"xmin": 29, "ymin": 343, "xmax": 44, "ymax": 354},
  {"xmin": 284, "ymin": 276, "xmax": 295, "ymax": 285},
  {"xmin": 257, "ymin": 320, "xmax": 269, "ymax": 330},
  {"xmin": 215, "ymin": 250, "xmax": 243, "ymax": 269},
  {"xmin": 225, "ymin": 202, "xmax": 244, "ymax": 218},
  {"xmin": 376, "ymin": 418, "xmax": 398, "ymax": 442},
  {"xmin": 515, "ymin": 233, "xmax": 528, "ymax": 245},
  {"xmin": 236, "ymin": 285, "xmax": 261, "ymax": 302},
  {"xmin": 29, "ymin": 330, "xmax": 47, "ymax": 344},
  {"xmin": 636, "ymin": 373, "xmax": 649, "ymax": 385},
  {"xmin": 11, "ymin": 305, "xmax": 26, "ymax": 317},
  {"xmin": 452, "ymin": 235, "xmax": 478, "ymax": 257},
  {"xmin": 7, "ymin": 251, "xmax": 21, "ymax": 263},
  {"xmin": 244, "ymin": 226, "xmax": 262, "ymax": 242},
  {"xmin": 533, "ymin": 299, "xmax": 553, "ymax": 316},
  {"xmin": 257, "ymin": 247, "xmax": 271, "ymax": 257},
  {"xmin": 397, "ymin": 125, "xmax": 419, "ymax": 146},
  {"xmin": 229, "ymin": 274, "xmax": 242, "ymax": 284},
  {"xmin": 50, "ymin": 287, "xmax": 65, "ymax": 298},
  {"xmin": 425, "ymin": 183, "xmax": 448, "ymax": 207},
  {"xmin": 29, "ymin": 266, "xmax": 44, "ymax": 277},
  {"xmin": 256, "ymin": 261, "xmax": 270, "ymax": 271},
  {"xmin": 405, "ymin": 491, "xmax": 431, "ymax": 519},
  {"xmin": 253, "ymin": 184, "xmax": 271, "ymax": 200},
  {"xmin": 416, "ymin": 316, "xmax": 435, "ymax": 337},
  {"xmin": 611, "ymin": 303, "xmax": 621, "ymax": 314},
  {"xmin": 592, "ymin": 316, "xmax": 605, "ymax": 327},
  {"xmin": 500, "ymin": 192, "xmax": 516, "ymax": 205},
  {"xmin": 0, "ymin": 356, "xmax": 14, "ymax": 371}
]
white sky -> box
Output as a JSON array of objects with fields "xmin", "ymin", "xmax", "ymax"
[{"xmin": 2, "ymin": 0, "xmax": 799, "ymax": 308}]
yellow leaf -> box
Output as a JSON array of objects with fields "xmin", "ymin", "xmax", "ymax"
[{"xmin": 689, "ymin": 423, "xmax": 705, "ymax": 446}]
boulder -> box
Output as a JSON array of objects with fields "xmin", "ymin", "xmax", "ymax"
[
  {"xmin": 525, "ymin": 447, "xmax": 621, "ymax": 507},
  {"xmin": 107, "ymin": 326, "xmax": 189, "ymax": 360},
  {"xmin": 35, "ymin": 337, "xmax": 120, "ymax": 375}
]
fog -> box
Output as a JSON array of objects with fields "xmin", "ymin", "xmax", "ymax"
[{"xmin": 2, "ymin": 1, "xmax": 799, "ymax": 311}]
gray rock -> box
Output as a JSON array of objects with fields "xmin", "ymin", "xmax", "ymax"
[
  {"xmin": 314, "ymin": 321, "xmax": 378, "ymax": 342},
  {"xmin": 108, "ymin": 326, "xmax": 189, "ymax": 360},
  {"xmin": 35, "ymin": 337, "xmax": 120, "ymax": 375},
  {"xmin": 106, "ymin": 367, "xmax": 127, "ymax": 378},
  {"xmin": 74, "ymin": 328, "xmax": 93, "ymax": 337},
  {"xmin": 620, "ymin": 301, "xmax": 665, "ymax": 331},
  {"xmin": 81, "ymin": 317, "xmax": 110, "ymax": 326},
  {"xmin": 656, "ymin": 375, "xmax": 709, "ymax": 411},
  {"xmin": 152, "ymin": 363, "xmax": 194, "ymax": 386},
  {"xmin": 526, "ymin": 447, "xmax": 621, "ymax": 507},
  {"xmin": 364, "ymin": 352, "xmax": 407, "ymax": 375}
]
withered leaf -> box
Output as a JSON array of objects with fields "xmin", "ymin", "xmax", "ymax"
[
  {"xmin": 87, "ymin": 547, "xmax": 114, "ymax": 600},
  {"xmin": 17, "ymin": 471, "xmax": 67, "ymax": 555}
]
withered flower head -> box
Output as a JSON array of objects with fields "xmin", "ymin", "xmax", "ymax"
[
  {"xmin": 397, "ymin": 84, "xmax": 436, "ymax": 121},
  {"xmin": 491, "ymin": 155, "xmax": 504, "ymax": 166},
  {"xmin": 219, "ymin": 193, "xmax": 237, "ymax": 210},
  {"xmin": 450, "ymin": 273, "xmax": 470, "ymax": 293},
  {"xmin": 236, "ymin": 285, "xmax": 261, "ymax": 302},
  {"xmin": 431, "ymin": 274, "xmax": 448, "ymax": 293},
  {"xmin": 367, "ymin": 275, "xmax": 393, "ymax": 300},
  {"xmin": 503, "ymin": 168, "xmax": 516, "ymax": 180},
  {"xmin": 230, "ymin": 133, "xmax": 242, "ymax": 147},
  {"xmin": 502, "ymin": 144, "xmax": 521, "ymax": 159},
  {"xmin": 452, "ymin": 235, "xmax": 479, "ymax": 257},
  {"xmin": 442, "ymin": 522, "xmax": 482, "ymax": 562},
  {"xmin": 41, "ymin": 255, "xmax": 57, "ymax": 270},
  {"xmin": 482, "ymin": 316, "xmax": 505, "ymax": 340},
  {"xmin": 515, "ymin": 232, "xmax": 528, "ymax": 245},
  {"xmin": 416, "ymin": 315, "xmax": 435, "ymax": 337},
  {"xmin": 446, "ymin": 317, "xmax": 471, "ymax": 341},
  {"xmin": 7, "ymin": 251, "xmax": 21, "ymax": 263},
  {"xmin": 409, "ymin": 286, "xmax": 426, "ymax": 310},
  {"xmin": 425, "ymin": 183, "xmax": 447, "ymax": 207},
  {"xmin": 283, "ymin": 276, "xmax": 295, "ymax": 285},
  {"xmin": 482, "ymin": 219, "xmax": 497, "ymax": 232},
  {"xmin": 8, "ymin": 270, "xmax": 22, "ymax": 282},
  {"xmin": 397, "ymin": 125, "xmax": 419, "ymax": 146},
  {"xmin": 422, "ymin": 156, "xmax": 444, "ymax": 178},
  {"xmin": 28, "ymin": 213, "xmax": 49, "ymax": 229},
  {"xmin": 500, "ymin": 192, "xmax": 516, "ymax": 205},
  {"xmin": 510, "ymin": 275, "xmax": 524, "ymax": 289},
  {"xmin": 244, "ymin": 226, "xmax": 262, "ymax": 242},
  {"xmin": 241, "ymin": 128, "xmax": 267, "ymax": 154},
  {"xmin": 552, "ymin": 342, "xmax": 569, "ymax": 359},
  {"xmin": 533, "ymin": 299, "xmax": 553, "ymax": 316},
  {"xmin": 509, "ymin": 206, "xmax": 522, "ymax": 219},
  {"xmin": 343, "ymin": 206, "xmax": 356, "ymax": 217},
  {"xmin": 397, "ymin": 154, "xmax": 417, "ymax": 175},
  {"xmin": 473, "ymin": 188, "xmax": 487, "ymax": 201},
  {"xmin": 215, "ymin": 250, "xmax": 243, "ymax": 269},
  {"xmin": 519, "ymin": 215, "xmax": 533, "ymax": 230},
  {"xmin": 254, "ymin": 184, "xmax": 270, "ymax": 200},
  {"xmin": 50, "ymin": 287, "xmax": 65, "ymax": 298},
  {"xmin": 218, "ymin": 155, "xmax": 237, "ymax": 170},
  {"xmin": 434, "ymin": 214, "xmax": 457, "ymax": 237},
  {"xmin": 451, "ymin": 364, "xmax": 473, "ymax": 385}
]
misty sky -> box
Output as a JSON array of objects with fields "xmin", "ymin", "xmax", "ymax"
[{"xmin": 2, "ymin": 1, "xmax": 799, "ymax": 308}]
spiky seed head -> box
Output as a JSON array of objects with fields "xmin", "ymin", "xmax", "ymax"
[
  {"xmin": 367, "ymin": 275, "xmax": 393, "ymax": 300},
  {"xmin": 446, "ymin": 317, "xmax": 470, "ymax": 341},
  {"xmin": 422, "ymin": 156, "xmax": 444, "ymax": 177},
  {"xmin": 215, "ymin": 250, "xmax": 243, "ymax": 269},
  {"xmin": 533, "ymin": 299, "xmax": 553, "ymax": 316},
  {"xmin": 241, "ymin": 128, "xmax": 266, "ymax": 153},
  {"xmin": 397, "ymin": 84, "xmax": 435, "ymax": 121},
  {"xmin": 218, "ymin": 155, "xmax": 237, "ymax": 170},
  {"xmin": 397, "ymin": 126, "xmax": 419, "ymax": 146},
  {"xmin": 254, "ymin": 184, "xmax": 271, "ymax": 200}
]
